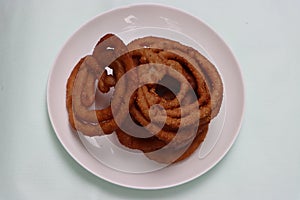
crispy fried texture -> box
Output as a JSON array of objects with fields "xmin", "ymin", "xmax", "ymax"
[
  {"xmin": 66, "ymin": 34, "xmax": 135, "ymax": 136},
  {"xmin": 115, "ymin": 122, "xmax": 209, "ymax": 164},
  {"xmin": 128, "ymin": 36, "xmax": 223, "ymax": 118},
  {"xmin": 145, "ymin": 124, "xmax": 209, "ymax": 163},
  {"xmin": 66, "ymin": 34, "xmax": 223, "ymax": 164}
]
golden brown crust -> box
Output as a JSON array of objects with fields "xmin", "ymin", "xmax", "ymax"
[
  {"xmin": 66, "ymin": 34, "xmax": 135, "ymax": 136},
  {"xmin": 66, "ymin": 34, "xmax": 223, "ymax": 164},
  {"xmin": 144, "ymin": 124, "xmax": 209, "ymax": 163},
  {"xmin": 128, "ymin": 36, "xmax": 223, "ymax": 118}
]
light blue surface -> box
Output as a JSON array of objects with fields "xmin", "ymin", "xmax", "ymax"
[{"xmin": 1, "ymin": 0, "xmax": 299, "ymax": 199}]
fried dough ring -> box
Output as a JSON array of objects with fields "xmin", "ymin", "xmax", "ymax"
[
  {"xmin": 66, "ymin": 56, "xmax": 115, "ymax": 136},
  {"xmin": 124, "ymin": 48, "xmax": 211, "ymax": 144},
  {"xmin": 128, "ymin": 36, "xmax": 223, "ymax": 118},
  {"xmin": 66, "ymin": 34, "xmax": 135, "ymax": 136},
  {"xmin": 66, "ymin": 34, "xmax": 223, "ymax": 164},
  {"xmin": 124, "ymin": 37, "xmax": 222, "ymax": 162},
  {"xmin": 136, "ymin": 50, "xmax": 212, "ymax": 127}
]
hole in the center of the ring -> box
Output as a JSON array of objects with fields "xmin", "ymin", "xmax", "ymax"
[{"xmin": 155, "ymin": 75, "xmax": 180, "ymax": 100}]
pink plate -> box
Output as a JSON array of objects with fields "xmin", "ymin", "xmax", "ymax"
[{"xmin": 47, "ymin": 4, "xmax": 244, "ymax": 189}]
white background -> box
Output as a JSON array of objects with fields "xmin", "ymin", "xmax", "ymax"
[{"xmin": 0, "ymin": 0, "xmax": 299, "ymax": 199}]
